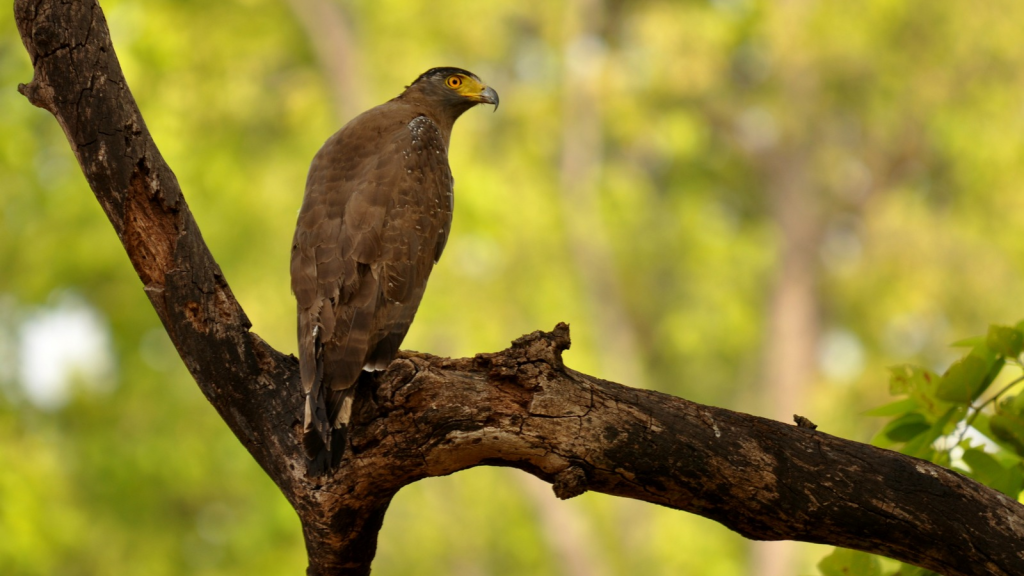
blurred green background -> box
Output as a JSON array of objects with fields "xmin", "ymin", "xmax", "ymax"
[{"xmin": 3, "ymin": 0, "xmax": 1024, "ymax": 574}]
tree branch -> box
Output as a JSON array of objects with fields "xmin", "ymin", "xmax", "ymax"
[
  {"xmin": 14, "ymin": 1, "xmax": 1024, "ymax": 575},
  {"xmin": 13, "ymin": 0, "xmax": 305, "ymax": 497}
]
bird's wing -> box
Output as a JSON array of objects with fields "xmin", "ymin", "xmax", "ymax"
[
  {"xmin": 291, "ymin": 112, "xmax": 453, "ymax": 446},
  {"xmin": 364, "ymin": 114, "xmax": 454, "ymax": 369}
]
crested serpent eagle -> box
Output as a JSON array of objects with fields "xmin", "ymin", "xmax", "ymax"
[{"xmin": 291, "ymin": 67, "xmax": 498, "ymax": 474}]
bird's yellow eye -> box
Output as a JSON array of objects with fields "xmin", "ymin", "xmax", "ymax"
[{"xmin": 446, "ymin": 75, "xmax": 463, "ymax": 89}]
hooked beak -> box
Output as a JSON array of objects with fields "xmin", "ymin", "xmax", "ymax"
[{"xmin": 476, "ymin": 85, "xmax": 499, "ymax": 111}]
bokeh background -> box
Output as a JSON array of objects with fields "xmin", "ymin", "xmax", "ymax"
[{"xmin": 3, "ymin": 0, "xmax": 1024, "ymax": 574}]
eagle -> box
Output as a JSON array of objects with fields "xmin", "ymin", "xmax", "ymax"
[{"xmin": 291, "ymin": 67, "xmax": 498, "ymax": 474}]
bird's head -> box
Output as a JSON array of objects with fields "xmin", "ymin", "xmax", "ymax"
[{"xmin": 403, "ymin": 67, "xmax": 499, "ymax": 119}]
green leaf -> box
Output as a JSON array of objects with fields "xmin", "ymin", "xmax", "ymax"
[
  {"xmin": 818, "ymin": 548, "xmax": 882, "ymax": 576},
  {"xmin": 888, "ymin": 365, "xmax": 932, "ymax": 395},
  {"xmin": 1003, "ymin": 464, "xmax": 1024, "ymax": 498},
  {"xmin": 863, "ymin": 397, "xmax": 919, "ymax": 417},
  {"xmin": 970, "ymin": 340, "xmax": 999, "ymax": 365},
  {"xmin": 980, "ymin": 357, "xmax": 1006, "ymax": 398},
  {"xmin": 883, "ymin": 412, "xmax": 930, "ymax": 442},
  {"xmin": 950, "ymin": 336, "xmax": 984, "ymax": 348},
  {"xmin": 987, "ymin": 325, "xmax": 1024, "ymax": 357},
  {"xmin": 962, "ymin": 448, "xmax": 1003, "ymax": 483},
  {"xmin": 936, "ymin": 355, "xmax": 990, "ymax": 403},
  {"xmin": 990, "ymin": 412, "xmax": 1024, "ymax": 458},
  {"xmin": 902, "ymin": 407, "xmax": 961, "ymax": 458},
  {"xmin": 972, "ymin": 411, "xmax": 1024, "ymax": 459},
  {"xmin": 887, "ymin": 365, "xmax": 948, "ymax": 417},
  {"xmin": 970, "ymin": 411, "xmax": 996, "ymax": 441},
  {"xmin": 990, "ymin": 396, "xmax": 1024, "ymax": 457}
]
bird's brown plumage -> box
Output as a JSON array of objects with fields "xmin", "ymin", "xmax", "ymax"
[{"xmin": 291, "ymin": 68, "xmax": 498, "ymax": 474}]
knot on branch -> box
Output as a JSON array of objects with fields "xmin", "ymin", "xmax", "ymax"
[
  {"xmin": 553, "ymin": 465, "xmax": 588, "ymax": 500},
  {"xmin": 17, "ymin": 80, "xmax": 56, "ymax": 113},
  {"xmin": 512, "ymin": 322, "xmax": 571, "ymax": 365},
  {"xmin": 372, "ymin": 358, "xmax": 418, "ymax": 406},
  {"xmin": 793, "ymin": 414, "xmax": 818, "ymax": 430},
  {"xmin": 474, "ymin": 323, "xmax": 571, "ymax": 382}
]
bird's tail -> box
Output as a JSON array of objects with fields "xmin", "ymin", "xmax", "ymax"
[{"xmin": 303, "ymin": 384, "xmax": 355, "ymax": 476}]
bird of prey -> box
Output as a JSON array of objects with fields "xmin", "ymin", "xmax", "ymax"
[{"xmin": 291, "ymin": 67, "xmax": 498, "ymax": 474}]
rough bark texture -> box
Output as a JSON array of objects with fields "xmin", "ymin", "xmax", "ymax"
[{"xmin": 14, "ymin": 1, "xmax": 1024, "ymax": 575}]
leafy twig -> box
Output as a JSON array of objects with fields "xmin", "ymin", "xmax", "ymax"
[{"xmin": 955, "ymin": 373, "xmax": 1024, "ymax": 448}]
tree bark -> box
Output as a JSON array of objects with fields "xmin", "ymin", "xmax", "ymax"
[{"xmin": 13, "ymin": 1, "xmax": 1024, "ymax": 575}]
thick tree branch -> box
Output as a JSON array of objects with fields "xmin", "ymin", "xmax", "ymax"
[
  {"xmin": 13, "ymin": 0, "xmax": 305, "ymax": 499},
  {"xmin": 14, "ymin": 1, "xmax": 1024, "ymax": 575}
]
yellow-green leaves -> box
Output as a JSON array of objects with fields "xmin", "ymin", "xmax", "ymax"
[
  {"xmin": 990, "ymin": 398, "xmax": 1024, "ymax": 457},
  {"xmin": 960, "ymin": 447, "xmax": 1023, "ymax": 497},
  {"xmin": 887, "ymin": 365, "xmax": 945, "ymax": 416},
  {"xmin": 987, "ymin": 324, "xmax": 1024, "ymax": 358},
  {"xmin": 936, "ymin": 335, "xmax": 1004, "ymax": 404},
  {"xmin": 935, "ymin": 353, "xmax": 1000, "ymax": 403},
  {"xmin": 880, "ymin": 411, "xmax": 929, "ymax": 442},
  {"xmin": 833, "ymin": 321, "xmax": 1024, "ymax": 575},
  {"xmin": 817, "ymin": 548, "xmax": 882, "ymax": 576}
]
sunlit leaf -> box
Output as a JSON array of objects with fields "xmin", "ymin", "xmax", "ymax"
[
  {"xmin": 950, "ymin": 336, "xmax": 984, "ymax": 348},
  {"xmin": 1004, "ymin": 465, "xmax": 1024, "ymax": 498},
  {"xmin": 936, "ymin": 355, "xmax": 992, "ymax": 403},
  {"xmin": 817, "ymin": 548, "xmax": 882, "ymax": 576},
  {"xmin": 990, "ymin": 410, "xmax": 1024, "ymax": 458},
  {"xmin": 987, "ymin": 325, "xmax": 1024, "ymax": 358},
  {"xmin": 887, "ymin": 365, "xmax": 949, "ymax": 417},
  {"xmin": 971, "ymin": 411, "xmax": 1024, "ymax": 460},
  {"xmin": 889, "ymin": 365, "xmax": 931, "ymax": 395},
  {"xmin": 864, "ymin": 398, "xmax": 920, "ymax": 418},
  {"xmin": 962, "ymin": 448, "xmax": 1002, "ymax": 483},
  {"xmin": 980, "ymin": 357, "xmax": 1007, "ymax": 398},
  {"xmin": 883, "ymin": 412, "xmax": 930, "ymax": 442},
  {"xmin": 903, "ymin": 407, "xmax": 961, "ymax": 459}
]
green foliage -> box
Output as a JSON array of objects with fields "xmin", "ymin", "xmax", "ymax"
[
  {"xmin": 7, "ymin": 0, "xmax": 1024, "ymax": 575},
  {"xmin": 987, "ymin": 325, "xmax": 1024, "ymax": 358},
  {"xmin": 821, "ymin": 323, "xmax": 1024, "ymax": 575},
  {"xmin": 817, "ymin": 549, "xmax": 882, "ymax": 576}
]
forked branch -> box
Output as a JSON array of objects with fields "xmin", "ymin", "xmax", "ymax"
[{"xmin": 14, "ymin": 1, "xmax": 1024, "ymax": 575}]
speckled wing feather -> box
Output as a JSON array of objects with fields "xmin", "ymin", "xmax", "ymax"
[{"xmin": 291, "ymin": 105, "xmax": 453, "ymax": 473}]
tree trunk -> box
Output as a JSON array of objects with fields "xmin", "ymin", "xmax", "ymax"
[
  {"xmin": 557, "ymin": 0, "xmax": 646, "ymax": 388},
  {"xmin": 14, "ymin": 1, "xmax": 1024, "ymax": 575},
  {"xmin": 751, "ymin": 149, "xmax": 823, "ymax": 576},
  {"xmin": 285, "ymin": 0, "xmax": 364, "ymax": 123}
]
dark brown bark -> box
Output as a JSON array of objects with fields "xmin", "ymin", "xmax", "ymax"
[{"xmin": 13, "ymin": 1, "xmax": 1024, "ymax": 575}]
